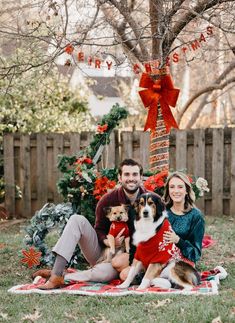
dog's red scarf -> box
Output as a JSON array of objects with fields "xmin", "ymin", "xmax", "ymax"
[
  {"xmin": 134, "ymin": 219, "xmax": 194, "ymax": 268},
  {"xmin": 109, "ymin": 222, "xmax": 129, "ymax": 237}
]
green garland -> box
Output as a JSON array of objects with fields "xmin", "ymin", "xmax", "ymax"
[{"xmin": 23, "ymin": 104, "xmax": 128, "ymax": 268}]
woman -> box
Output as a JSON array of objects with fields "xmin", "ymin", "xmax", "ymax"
[{"xmin": 163, "ymin": 171, "xmax": 205, "ymax": 265}]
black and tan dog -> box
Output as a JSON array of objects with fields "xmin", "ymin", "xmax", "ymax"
[{"xmin": 118, "ymin": 193, "xmax": 200, "ymax": 290}]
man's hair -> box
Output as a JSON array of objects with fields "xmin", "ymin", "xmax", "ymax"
[{"xmin": 118, "ymin": 159, "xmax": 143, "ymax": 176}]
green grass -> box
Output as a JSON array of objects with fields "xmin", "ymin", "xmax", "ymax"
[{"xmin": 0, "ymin": 216, "xmax": 235, "ymax": 323}]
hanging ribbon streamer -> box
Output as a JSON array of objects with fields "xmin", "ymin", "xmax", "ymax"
[{"xmin": 139, "ymin": 73, "xmax": 180, "ymax": 133}]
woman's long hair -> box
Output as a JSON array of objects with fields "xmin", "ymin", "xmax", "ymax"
[{"xmin": 163, "ymin": 172, "xmax": 195, "ymax": 213}]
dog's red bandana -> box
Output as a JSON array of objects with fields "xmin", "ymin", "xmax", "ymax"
[
  {"xmin": 134, "ymin": 219, "xmax": 186, "ymax": 268},
  {"xmin": 109, "ymin": 222, "xmax": 129, "ymax": 238}
]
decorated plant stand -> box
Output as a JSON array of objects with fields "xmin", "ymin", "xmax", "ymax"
[{"xmin": 138, "ymin": 68, "xmax": 179, "ymax": 172}]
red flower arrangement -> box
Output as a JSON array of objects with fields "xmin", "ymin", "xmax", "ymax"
[
  {"xmin": 97, "ymin": 124, "xmax": 108, "ymax": 134},
  {"xmin": 93, "ymin": 176, "xmax": 116, "ymax": 200},
  {"xmin": 144, "ymin": 171, "xmax": 168, "ymax": 196},
  {"xmin": 74, "ymin": 157, "xmax": 93, "ymax": 175},
  {"xmin": 21, "ymin": 247, "xmax": 42, "ymax": 268},
  {"xmin": 74, "ymin": 157, "xmax": 93, "ymax": 165}
]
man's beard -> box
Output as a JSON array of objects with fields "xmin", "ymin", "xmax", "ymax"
[{"xmin": 123, "ymin": 184, "xmax": 139, "ymax": 194}]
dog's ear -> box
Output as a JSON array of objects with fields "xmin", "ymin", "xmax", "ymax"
[
  {"xmin": 103, "ymin": 206, "xmax": 112, "ymax": 215},
  {"xmin": 133, "ymin": 198, "xmax": 140, "ymax": 221},
  {"xmin": 154, "ymin": 194, "xmax": 166, "ymax": 217},
  {"xmin": 122, "ymin": 204, "xmax": 130, "ymax": 213}
]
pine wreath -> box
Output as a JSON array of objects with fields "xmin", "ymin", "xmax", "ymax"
[{"xmin": 23, "ymin": 104, "xmax": 128, "ymax": 268}]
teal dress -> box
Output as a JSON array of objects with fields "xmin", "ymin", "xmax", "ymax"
[{"xmin": 167, "ymin": 207, "xmax": 205, "ymax": 263}]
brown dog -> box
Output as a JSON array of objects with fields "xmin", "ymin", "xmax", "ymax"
[{"xmin": 97, "ymin": 205, "xmax": 130, "ymax": 263}]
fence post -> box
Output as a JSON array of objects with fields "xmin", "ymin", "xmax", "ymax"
[
  {"xmin": 36, "ymin": 133, "xmax": 48, "ymax": 208},
  {"xmin": 230, "ymin": 128, "xmax": 235, "ymax": 216},
  {"xmin": 194, "ymin": 129, "xmax": 205, "ymax": 213},
  {"xmin": 176, "ymin": 130, "xmax": 187, "ymax": 170},
  {"xmin": 20, "ymin": 134, "xmax": 31, "ymax": 218},
  {"xmin": 3, "ymin": 134, "xmax": 15, "ymax": 218},
  {"xmin": 211, "ymin": 128, "xmax": 224, "ymax": 216}
]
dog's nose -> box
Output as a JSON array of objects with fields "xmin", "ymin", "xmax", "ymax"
[
  {"xmin": 117, "ymin": 216, "xmax": 121, "ymax": 221},
  {"xmin": 143, "ymin": 210, "xmax": 149, "ymax": 217}
]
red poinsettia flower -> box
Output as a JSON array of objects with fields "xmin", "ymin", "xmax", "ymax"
[
  {"xmin": 74, "ymin": 157, "xmax": 93, "ymax": 165},
  {"xmin": 21, "ymin": 247, "xmax": 42, "ymax": 268},
  {"xmin": 144, "ymin": 171, "xmax": 168, "ymax": 193},
  {"xmin": 97, "ymin": 124, "xmax": 108, "ymax": 134},
  {"xmin": 65, "ymin": 44, "xmax": 74, "ymax": 54},
  {"xmin": 93, "ymin": 176, "xmax": 116, "ymax": 200}
]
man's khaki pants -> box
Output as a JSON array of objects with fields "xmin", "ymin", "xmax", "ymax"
[{"xmin": 52, "ymin": 214, "xmax": 118, "ymax": 282}]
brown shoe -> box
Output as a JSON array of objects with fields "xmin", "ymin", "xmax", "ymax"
[
  {"xmin": 37, "ymin": 274, "xmax": 65, "ymax": 290},
  {"xmin": 31, "ymin": 269, "xmax": 52, "ymax": 280}
]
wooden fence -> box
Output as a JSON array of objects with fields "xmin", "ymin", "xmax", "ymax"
[{"xmin": 3, "ymin": 127, "xmax": 235, "ymax": 218}]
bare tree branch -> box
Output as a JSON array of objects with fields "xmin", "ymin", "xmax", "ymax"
[
  {"xmin": 98, "ymin": 0, "xmax": 149, "ymax": 60},
  {"xmin": 162, "ymin": 0, "xmax": 234, "ymax": 55},
  {"xmin": 182, "ymin": 79, "xmax": 235, "ymax": 129},
  {"xmin": 177, "ymin": 59, "xmax": 235, "ymax": 125}
]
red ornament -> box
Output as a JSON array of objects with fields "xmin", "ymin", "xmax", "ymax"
[
  {"xmin": 139, "ymin": 73, "xmax": 180, "ymax": 133},
  {"xmin": 65, "ymin": 44, "xmax": 74, "ymax": 55},
  {"xmin": 74, "ymin": 157, "xmax": 93, "ymax": 165},
  {"xmin": 21, "ymin": 247, "xmax": 42, "ymax": 268},
  {"xmin": 97, "ymin": 124, "xmax": 108, "ymax": 134}
]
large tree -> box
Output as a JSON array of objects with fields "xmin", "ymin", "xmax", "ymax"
[{"xmin": 1, "ymin": 0, "xmax": 234, "ymax": 169}]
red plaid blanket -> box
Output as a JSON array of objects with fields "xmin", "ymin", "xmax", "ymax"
[{"xmin": 8, "ymin": 266, "xmax": 227, "ymax": 296}]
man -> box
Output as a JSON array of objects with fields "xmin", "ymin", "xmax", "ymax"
[{"xmin": 33, "ymin": 158, "xmax": 147, "ymax": 289}]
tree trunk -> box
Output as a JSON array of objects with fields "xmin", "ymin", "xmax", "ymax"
[{"xmin": 148, "ymin": 0, "xmax": 170, "ymax": 172}]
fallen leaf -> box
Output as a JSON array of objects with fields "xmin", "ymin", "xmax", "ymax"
[
  {"xmin": 21, "ymin": 309, "xmax": 41, "ymax": 322},
  {"xmin": 0, "ymin": 312, "xmax": 8, "ymax": 320},
  {"xmin": 0, "ymin": 243, "xmax": 5, "ymax": 249},
  {"xmin": 231, "ymin": 307, "xmax": 235, "ymax": 316},
  {"xmin": 64, "ymin": 312, "xmax": 78, "ymax": 320},
  {"xmin": 145, "ymin": 299, "xmax": 172, "ymax": 308},
  {"xmin": 88, "ymin": 315, "xmax": 110, "ymax": 323},
  {"xmin": 211, "ymin": 316, "xmax": 222, "ymax": 323}
]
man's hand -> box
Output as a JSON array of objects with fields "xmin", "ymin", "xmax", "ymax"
[
  {"xmin": 163, "ymin": 230, "xmax": 180, "ymax": 244},
  {"xmin": 114, "ymin": 228, "xmax": 125, "ymax": 247},
  {"xmin": 103, "ymin": 228, "xmax": 125, "ymax": 247}
]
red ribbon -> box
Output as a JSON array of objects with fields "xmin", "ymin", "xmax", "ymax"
[{"xmin": 139, "ymin": 73, "xmax": 180, "ymax": 133}]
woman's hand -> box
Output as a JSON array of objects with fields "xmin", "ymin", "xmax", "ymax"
[{"xmin": 163, "ymin": 229, "xmax": 180, "ymax": 244}]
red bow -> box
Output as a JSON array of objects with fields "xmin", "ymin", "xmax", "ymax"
[{"xmin": 139, "ymin": 73, "xmax": 180, "ymax": 133}]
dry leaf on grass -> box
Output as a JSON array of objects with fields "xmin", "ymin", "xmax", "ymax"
[
  {"xmin": 64, "ymin": 312, "xmax": 78, "ymax": 320},
  {"xmin": 87, "ymin": 315, "xmax": 110, "ymax": 323},
  {"xmin": 145, "ymin": 299, "xmax": 172, "ymax": 308},
  {"xmin": 211, "ymin": 316, "xmax": 223, "ymax": 323},
  {"xmin": 21, "ymin": 309, "xmax": 41, "ymax": 322},
  {"xmin": 0, "ymin": 243, "xmax": 6, "ymax": 249},
  {"xmin": 0, "ymin": 312, "xmax": 8, "ymax": 320},
  {"xmin": 231, "ymin": 307, "xmax": 235, "ymax": 316}
]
